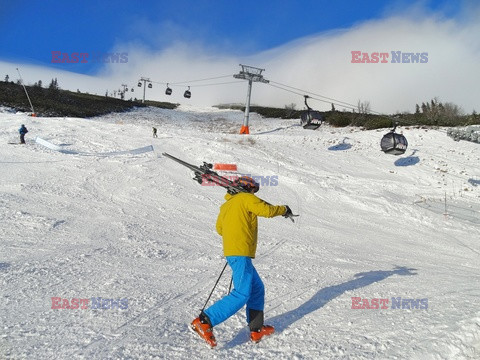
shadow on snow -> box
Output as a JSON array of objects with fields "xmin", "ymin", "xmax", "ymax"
[
  {"xmin": 328, "ymin": 137, "xmax": 352, "ymax": 151},
  {"xmin": 269, "ymin": 266, "xmax": 417, "ymax": 333},
  {"xmin": 394, "ymin": 150, "xmax": 420, "ymax": 167},
  {"xmin": 223, "ymin": 266, "xmax": 417, "ymax": 349},
  {"xmin": 0, "ymin": 262, "xmax": 11, "ymax": 271},
  {"xmin": 253, "ymin": 124, "xmax": 301, "ymax": 135},
  {"xmin": 468, "ymin": 178, "xmax": 480, "ymax": 187}
]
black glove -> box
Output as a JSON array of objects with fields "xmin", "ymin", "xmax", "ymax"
[{"xmin": 283, "ymin": 205, "xmax": 292, "ymax": 218}]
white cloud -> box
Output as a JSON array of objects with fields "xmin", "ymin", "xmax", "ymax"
[
  {"xmin": 253, "ymin": 12, "xmax": 480, "ymax": 113},
  {"xmin": 2, "ymin": 4, "xmax": 479, "ymax": 114}
]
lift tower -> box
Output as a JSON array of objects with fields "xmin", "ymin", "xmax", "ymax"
[
  {"xmin": 138, "ymin": 77, "xmax": 152, "ymax": 103},
  {"xmin": 233, "ymin": 64, "xmax": 269, "ymax": 134}
]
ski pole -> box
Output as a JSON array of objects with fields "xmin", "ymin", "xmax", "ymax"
[
  {"xmin": 201, "ymin": 262, "xmax": 228, "ymax": 312},
  {"xmin": 285, "ymin": 213, "xmax": 300, "ymax": 223}
]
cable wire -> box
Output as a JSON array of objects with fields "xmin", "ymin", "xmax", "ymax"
[
  {"xmin": 178, "ymin": 80, "xmax": 243, "ymax": 88},
  {"xmin": 266, "ymin": 79, "xmax": 425, "ymax": 127},
  {"xmin": 170, "ymin": 75, "xmax": 234, "ymax": 85},
  {"xmin": 149, "ymin": 75, "xmax": 234, "ymax": 86},
  {"xmin": 270, "ymin": 80, "xmax": 362, "ymax": 112},
  {"xmin": 267, "ymin": 82, "xmax": 359, "ymax": 113},
  {"xmin": 139, "ymin": 72, "xmax": 452, "ymax": 129}
]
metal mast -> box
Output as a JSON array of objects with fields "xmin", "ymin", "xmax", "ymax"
[
  {"xmin": 233, "ymin": 64, "xmax": 269, "ymax": 134},
  {"xmin": 138, "ymin": 77, "xmax": 152, "ymax": 103},
  {"xmin": 16, "ymin": 68, "xmax": 36, "ymax": 116},
  {"xmin": 119, "ymin": 84, "xmax": 128, "ymax": 100}
]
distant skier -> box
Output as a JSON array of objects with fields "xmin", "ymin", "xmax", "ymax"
[
  {"xmin": 152, "ymin": 127, "xmax": 158, "ymax": 138},
  {"xmin": 191, "ymin": 176, "xmax": 293, "ymax": 348},
  {"xmin": 19, "ymin": 124, "xmax": 28, "ymax": 144}
]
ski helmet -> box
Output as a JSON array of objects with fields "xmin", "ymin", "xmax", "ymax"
[{"xmin": 237, "ymin": 176, "xmax": 259, "ymax": 193}]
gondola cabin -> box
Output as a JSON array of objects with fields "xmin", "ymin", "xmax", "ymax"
[
  {"xmin": 184, "ymin": 86, "xmax": 191, "ymax": 98},
  {"xmin": 381, "ymin": 131, "xmax": 408, "ymax": 155},
  {"xmin": 300, "ymin": 95, "xmax": 323, "ymax": 130},
  {"xmin": 301, "ymin": 111, "xmax": 323, "ymax": 130},
  {"xmin": 165, "ymin": 84, "xmax": 172, "ymax": 95}
]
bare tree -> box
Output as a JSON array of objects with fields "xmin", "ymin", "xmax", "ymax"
[
  {"xmin": 443, "ymin": 102, "xmax": 463, "ymax": 120},
  {"xmin": 422, "ymin": 97, "xmax": 463, "ymax": 124},
  {"xmin": 357, "ymin": 100, "xmax": 371, "ymax": 115},
  {"xmin": 284, "ymin": 102, "xmax": 297, "ymax": 117}
]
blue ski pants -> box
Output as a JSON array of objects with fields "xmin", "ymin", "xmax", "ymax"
[{"xmin": 204, "ymin": 256, "xmax": 264, "ymax": 327}]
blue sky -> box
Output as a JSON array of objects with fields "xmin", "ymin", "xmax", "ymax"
[
  {"xmin": 0, "ymin": 0, "xmax": 462, "ymax": 75},
  {"xmin": 1, "ymin": 0, "xmax": 477, "ymax": 113}
]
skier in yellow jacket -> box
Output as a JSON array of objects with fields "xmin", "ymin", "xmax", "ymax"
[{"xmin": 191, "ymin": 176, "xmax": 293, "ymax": 347}]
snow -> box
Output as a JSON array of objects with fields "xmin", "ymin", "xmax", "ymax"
[{"xmin": 1, "ymin": 106, "xmax": 479, "ymax": 359}]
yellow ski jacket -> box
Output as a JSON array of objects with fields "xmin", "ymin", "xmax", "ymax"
[{"xmin": 216, "ymin": 192, "xmax": 286, "ymax": 258}]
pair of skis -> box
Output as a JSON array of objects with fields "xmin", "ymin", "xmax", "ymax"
[
  {"xmin": 162, "ymin": 152, "xmax": 244, "ymax": 195},
  {"xmin": 162, "ymin": 152, "xmax": 299, "ymax": 222}
]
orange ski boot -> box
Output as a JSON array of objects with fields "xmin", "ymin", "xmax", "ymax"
[
  {"xmin": 191, "ymin": 317, "xmax": 217, "ymax": 348},
  {"xmin": 250, "ymin": 325, "xmax": 275, "ymax": 343}
]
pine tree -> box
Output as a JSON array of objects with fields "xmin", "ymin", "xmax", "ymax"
[
  {"xmin": 4, "ymin": 75, "xmax": 9, "ymax": 82},
  {"xmin": 415, "ymin": 104, "xmax": 420, "ymax": 114},
  {"xmin": 421, "ymin": 102, "xmax": 427, "ymax": 114},
  {"xmin": 48, "ymin": 78, "xmax": 60, "ymax": 97},
  {"xmin": 48, "ymin": 78, "xmax": 59, "ymax": 90}
]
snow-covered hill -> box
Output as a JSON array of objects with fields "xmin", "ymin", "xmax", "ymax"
[{"xmin": 1, "ymin": 106, "xmax": 479, "ymax": 359}]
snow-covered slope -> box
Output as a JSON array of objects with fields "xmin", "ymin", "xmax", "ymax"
[{"xmin": 1, "ymin": 106, "xmax": 479, "ymax": 359}]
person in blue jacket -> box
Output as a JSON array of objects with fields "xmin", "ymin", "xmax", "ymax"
[{"xmin": 19, "ymin": 124, "xmax": 28, "ymax": 144}]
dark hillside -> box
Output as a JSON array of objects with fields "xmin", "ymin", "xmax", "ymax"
[{"xmin": 0, "ymin": 81, "xmax": 178, "ymax": 118}]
